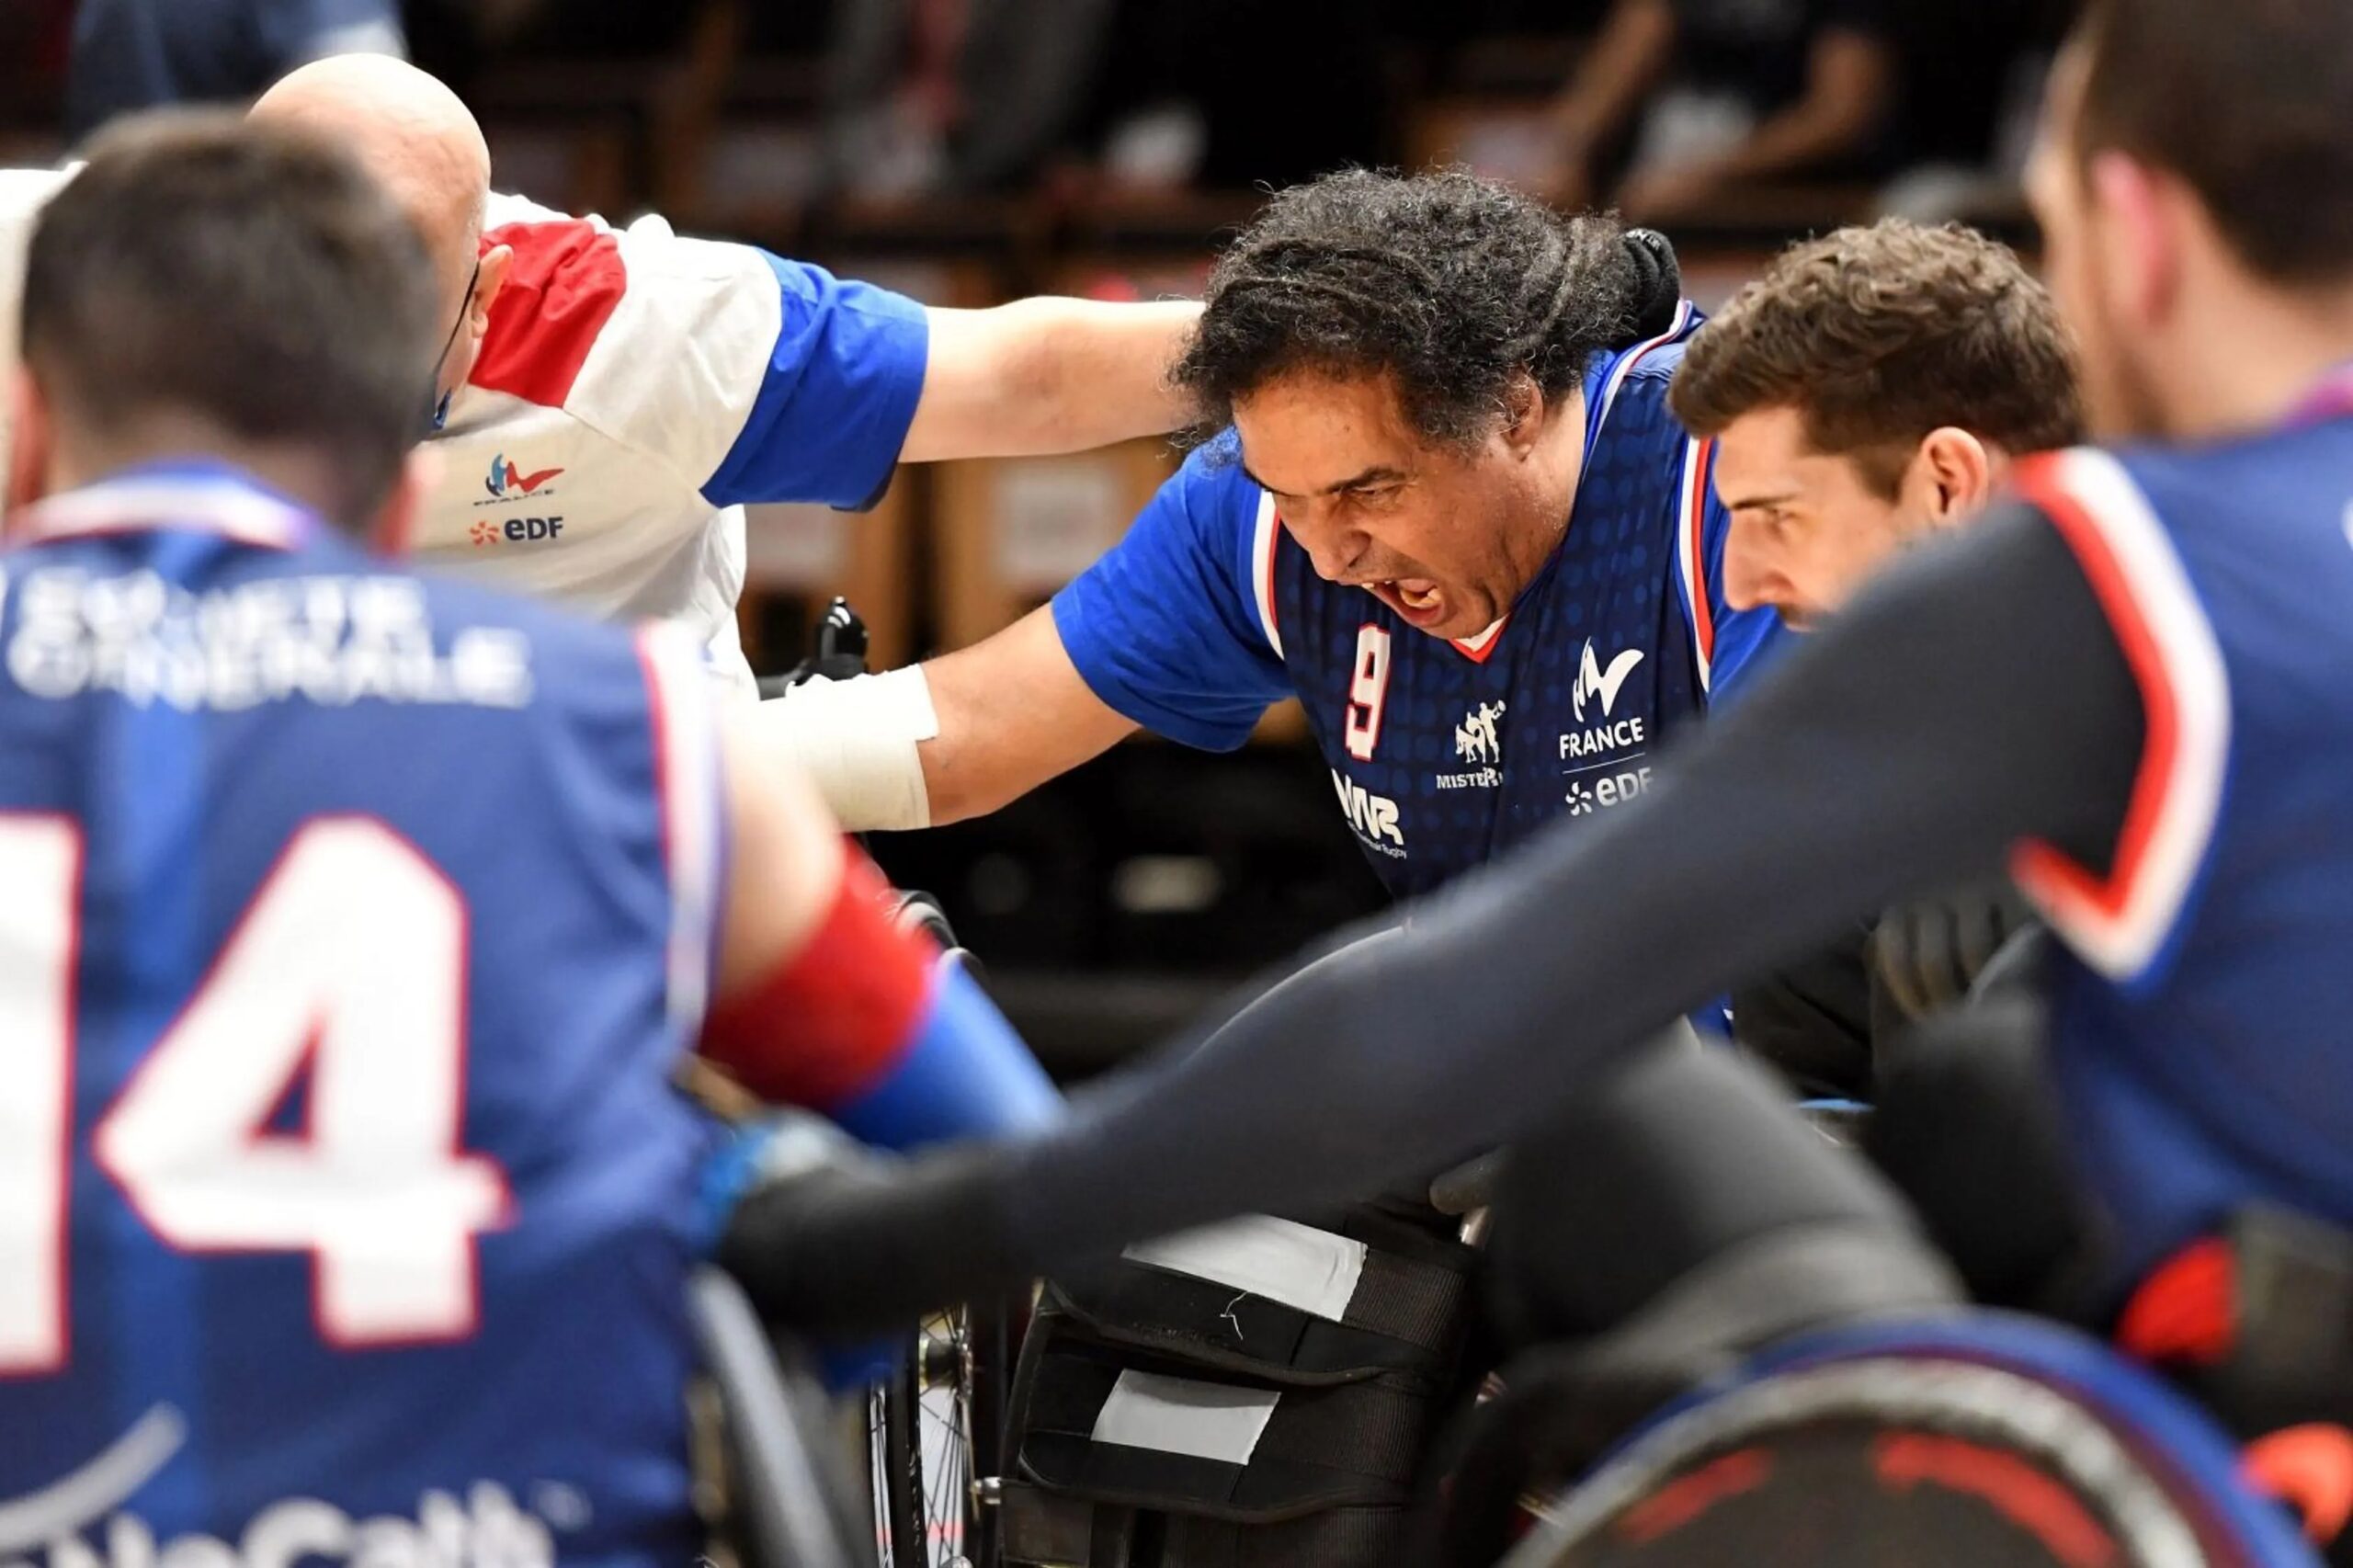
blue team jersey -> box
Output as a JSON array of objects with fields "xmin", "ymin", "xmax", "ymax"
[
  {"xmin": 0, "ymin": 467, "xmax": 726, "ymax": 1568},
  {"xmin": 1053, "ymin": 305, "xmax": 1784, "ymax": 897},
  {"xmin": 2012, "ymin": 415, "xmax": 2353, "ymax": 1295}
]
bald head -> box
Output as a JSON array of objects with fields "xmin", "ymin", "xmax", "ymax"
[
  {"xmin": 252, "ymin": 55, "xmax": 512, "ymax": 414},
  {"xmin": 252, "ymin": 56, "xmax": 488, "ymax": 308}
]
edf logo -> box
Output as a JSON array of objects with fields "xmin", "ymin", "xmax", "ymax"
[{"xmin": 469, "ymin": 517, "xmax": 564, "ymax": 547}]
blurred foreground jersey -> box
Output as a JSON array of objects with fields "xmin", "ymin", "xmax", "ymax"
[
  {"xmin": 0, "ymin": 464, "xmax": 724, "ymax": 1568},
  {"xmin": 2010, "ymin": 399, "xmax": 2353, "ymax": 1295}
]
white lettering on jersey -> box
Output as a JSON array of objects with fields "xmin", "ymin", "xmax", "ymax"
[
  {"xmin": 1330, "ymin": 770, "xmax": 1406, "ymax": 856},
  {"xmin": 1558, "ymin": 717, "xmax": 1647, "ymax": 760},
  {"xmin": 1342, "ymin": 625, "xmax": 1392, "ymax": 762},
  {"xmin": 5, "ymin": 1468, "xmax": 563, "ymax": 1568},
  {"xmin": 4, "ymin": 570, "xmax": 534, "ymax": 712}
]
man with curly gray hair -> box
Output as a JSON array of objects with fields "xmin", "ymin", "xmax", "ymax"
[{"xmin": 763, "ymin": 168, "xmax": 1785, "ymax": 916}]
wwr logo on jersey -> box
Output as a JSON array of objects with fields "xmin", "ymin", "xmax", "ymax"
[{"xmin": 1332, "ymin": 769, "xmax": 1406, "ymax": 857}]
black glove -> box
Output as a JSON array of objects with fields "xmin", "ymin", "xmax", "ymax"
[
  {"xmin": 718, "ymin": 1135, "xmax": 1025, "ymax": 1344},
  {"xmin": 1870, "ymin": 881, "xmax": 2038, "ymax": 1025}
]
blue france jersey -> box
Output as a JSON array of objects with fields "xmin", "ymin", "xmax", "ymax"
[
  {"xmin": 0, "ymin": 467, "xmax": 726, "ymax": 1568},
  {"xmin": 2012, "ymin": 416, "xmax": 2353, "ymax": 1295},
  {"xmin": 1053, "ymin": 309, "xmax": 1784, "ymax": 897}
]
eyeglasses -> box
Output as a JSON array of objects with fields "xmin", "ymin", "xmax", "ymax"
[{"xmin": 420, "ymin": 256, "xmax": 483, "ymax": 438}]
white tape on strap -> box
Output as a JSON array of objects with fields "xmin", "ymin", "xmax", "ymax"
[
  {"xmin": 1124, "ymin": 1213, "xmax": 1367, "ymax": 1323},
  {"xmin": 1091, "ymin": 1369, "xmax": 1281, "ymax": 1464}
]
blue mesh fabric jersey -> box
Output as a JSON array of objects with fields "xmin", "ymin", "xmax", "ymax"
[
  {"xmin": 1053, "ymin": 305, "xmax": 1786, "ymax": 898},
  {"xmin": 0, "ymin": 463, "xmax": 728, "ymax": 1568},
  {"xmin": 2012, "ymin": 406, "xmax": 2353, "ymax": 1295}
]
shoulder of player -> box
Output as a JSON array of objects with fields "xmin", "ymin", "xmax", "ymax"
[
  {"xmin": 472, "ymin": 194, "xmax": 779, "ymax": 421},
  {"xmin": 1166, "ymin": 428, "xmax": 1263, "ymax": 511}
]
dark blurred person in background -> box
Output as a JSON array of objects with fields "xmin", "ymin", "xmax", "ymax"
[
  {"xmin": 65, "ymin": 0, "xmax": 405, "ymax": 139},
  {"xmin": 1544, "ymin": 0, "xmax": 2065, "ymax": 224}
]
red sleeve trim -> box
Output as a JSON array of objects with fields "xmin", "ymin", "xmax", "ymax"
[
  {"xmin": 699, "ymin": 843, "xmax": 940, "ymax": 1108},
  {"xmin": 2007, "ymin": 456, "xmax": 2181, "ymax": 927}
]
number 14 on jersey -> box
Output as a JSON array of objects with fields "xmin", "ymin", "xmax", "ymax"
[{"xmin": 0, "ymin": 815, "xmax": 509, "ymax": 1375}]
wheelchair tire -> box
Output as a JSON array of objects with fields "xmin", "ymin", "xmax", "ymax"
[{"xmin": 873, "ymin": 1305, "xmax": 994, "ymax": 1568}]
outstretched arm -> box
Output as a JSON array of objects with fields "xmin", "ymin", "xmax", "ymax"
[
  {"xmin": 903, "ymin": 299, "xmax": 1203, "ymax": 461},
  {"xmin": 726, "ymin": 504, "xmax": 2145, "ymax": 1335}
]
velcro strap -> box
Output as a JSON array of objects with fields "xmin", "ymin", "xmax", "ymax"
[
  {"xmin": 1013, "ymin": 1326, "xmax": 1435, "ymax": 1523},
  {"xmin": 999, "ymin": 1483, "xmax": 1413, "ymax": 1568}
]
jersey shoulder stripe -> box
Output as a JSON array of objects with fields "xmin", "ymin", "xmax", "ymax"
[
  {"xmin": 472, "ymin": 217, "xmax": 628, "ymax": 410},
  {"xmin": 1248, "ymin": 491, "xmax": 1283, "ymax": 658},
  {"xmin": 634, "ymin": 623, "xmax": 726, "ymax": 1036},
  {"xmin": 2008, "ymin": 447, "xmax": 2232, "ymax": 987},
  {"xmin": 1674, "ymin": 437, "xmax": 1717, "ymax": 687}
]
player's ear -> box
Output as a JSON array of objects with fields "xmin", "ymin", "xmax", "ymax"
[
  {"xmin": 467, "ymin": 243, "xmax": 515, "ymax": 350},
  {"xmin": 369, "ymin": 444, "xmax": 441, "ymax": 554},
  {"xmin": 1502, "ymin": 372, "xmax": 1546, "ymax": 457},
  {"xmin": 2087, "ymin": 150, "xmax": 2178, "ymax": 331},
  {"xmin": 1908, "ymin": 427, "xmax": 1995, "ymax": 527},
  {"xmin": 4, "ymin": 369, "xmax": 55, "ymax": 523}
]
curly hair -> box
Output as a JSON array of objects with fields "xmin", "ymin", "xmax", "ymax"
[
  {"xmin": 1669, "ymin": 220, "xmax": 2085, "ymax": 497},
  {"xmin": 1171, "ymin": 169, "xmax": 1662, "ymax": 450}
]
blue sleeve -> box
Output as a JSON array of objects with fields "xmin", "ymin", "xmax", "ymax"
[
  {"xmin": 1050, "ymin": 435, "xmax": 1294, "ymax": 751},
  {"xmin": 701, "ymin": 253, "xmax": 931, "ymax": 511},
  {"xmin": 831, "ymin": 960, "xmax": 1062, "ymax": 1148},
  {"xmin": 1696, "ymin": 464, "xmax": 1789, "ymax": 706}
]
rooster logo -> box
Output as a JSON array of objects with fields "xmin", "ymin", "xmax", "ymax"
[
  {"xmin": 485, "ymin": 454, "xmax": 563, "ymax": 499},
  {"xmin": 1572, "ymin": 640, "xmax": 1643, "ymax": 724}
]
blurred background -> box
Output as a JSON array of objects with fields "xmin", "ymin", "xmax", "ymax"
[{"xmin": 0, "ymin": 0, "xmax": 2075, "ymax": 1073}]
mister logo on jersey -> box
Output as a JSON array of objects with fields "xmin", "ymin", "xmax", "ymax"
[{"xmin": 1436, "ymin": 699, "xmax": 1506, "ymax": 790}]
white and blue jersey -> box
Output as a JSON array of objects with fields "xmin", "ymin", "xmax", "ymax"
[
  {"xmin": 2012, "ymin": 403, "xmax": 2353, "ymax": 1289},
  {"xmin": 407, "ymin": 189, "xmax": 934, "ymax": 688},
  {"xmin": 1052, "ymin": 308, "xmax": 1785, "ymax": 898},
  {"xmin": 0, "ymin": 465, "xmax": 729, "ymax": 1568}
]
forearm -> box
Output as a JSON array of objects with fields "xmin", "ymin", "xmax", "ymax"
[
  {"xmin": 1552, "ymin": 0, "xmax": 1677, "ymax": 153},
  {"xmin": 903, "ymin": 299, "xmax": 1202, "ymax": 462},
  {"xmin": 917, "ymin": 606, "xmax": 1137, "ymax": 824},
  {"xmin": 1699, "ymin": 34, "xmax": 1890, "ymax": 183}
]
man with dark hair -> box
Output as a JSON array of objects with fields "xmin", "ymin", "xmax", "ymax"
[
  {"xmin": 1675, "ymin": 220, "xmax": 2085, "ymax": 1071},
  {"xmin": 766, "ymin": 169, "xmax": 1784, "ymax": 912},
  {"xmin": 737, "ymin": 0, "xmax": 2353, "ymax": 1464},
  {"xmin": 0, "ymin": 110, "xmax": 1058, "ymax": 1558},
  {"xmin": 1675, "ymin": 218, "xmax": 2086, "ymax": 631}
]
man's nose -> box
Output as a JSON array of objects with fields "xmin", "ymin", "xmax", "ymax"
[
  {"xmin": 1721, "ymin": 512, "xmax": 1779, "ymax": 613},
  {"xmin": 1283, "ymin": 505, "xmax": 1372, "ymax": 583}
]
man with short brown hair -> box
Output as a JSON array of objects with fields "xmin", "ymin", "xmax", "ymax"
[{"xmin": 1673, "ymin": 218, "xmax": 2084, "ymax": 630}]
